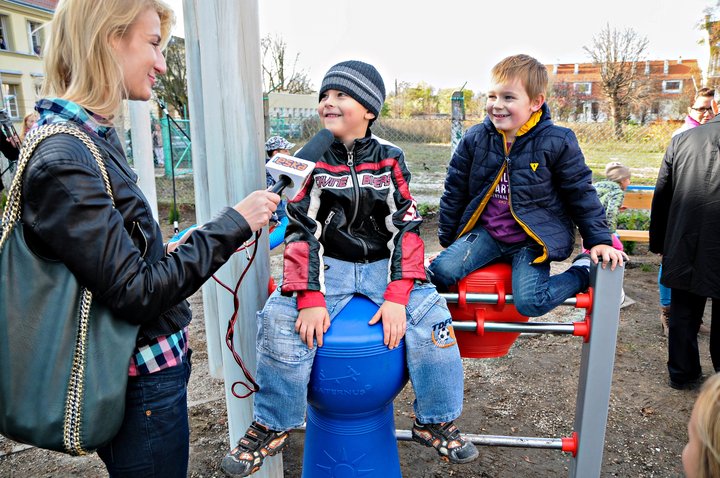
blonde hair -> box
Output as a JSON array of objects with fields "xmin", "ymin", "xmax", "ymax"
[
  {"xmin": 491, "ymin": 54, "xmax": 548, "ymax": 101},
  {"xmin": 20, "ymin": 111, "xmax": 39, "ymax": 141},
  {"xmin": 42, "ymin": 0, "xmax": 174, "ymax": 120},
  {"xmin": 605, "ymin": 161, "xmax": 631, "ymax": 183},
  {"xmin": 693, "ymin": 374, "xmax": 720, "ymax": 478}
]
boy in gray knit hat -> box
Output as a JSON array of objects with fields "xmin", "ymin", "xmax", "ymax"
[{"xmin": 222, "ymin": 60, "xmax": 477, "ymax": 477}]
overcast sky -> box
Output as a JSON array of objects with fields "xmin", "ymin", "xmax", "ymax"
[{"xmin": 167, "ymin": 0, "xmax": 713, "ymax": 94}]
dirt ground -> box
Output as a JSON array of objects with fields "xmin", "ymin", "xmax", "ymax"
[{"xmin": 0, "ymin": 209, "xmax": 710, "ymax": 478}]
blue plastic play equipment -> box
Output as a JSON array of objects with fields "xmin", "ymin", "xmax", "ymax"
[{"xmin": 303, "ymin": 295, "xmax": 408, "ymax": 478}]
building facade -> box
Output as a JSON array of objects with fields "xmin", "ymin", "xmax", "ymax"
[
  {"xmin": 0, "ymin": 0, "xmax": 57, "ymax": 128},
  {"xmin": 547, "ymin": 59, "xmax": 702, "ymax": 123}
]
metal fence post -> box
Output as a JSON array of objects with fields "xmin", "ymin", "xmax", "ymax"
[{"xmin": 450, "ymin": 90, "xmax": 465, "ymax": 158}]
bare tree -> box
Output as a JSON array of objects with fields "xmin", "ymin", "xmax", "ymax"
[
  {"xmin": 154, "ymin": 36, "xmax": 188, "ymax": 117},
  {"xmin": 261, "ymin": 34, "xmax": 314, "ymax": 94},
  {"xmin": 546, "ymin": 81, "xmax": 580, "ymax": 122},
  {"xmin": 583, "ymin": 24, "xmax": 649, "ymax": 138}
]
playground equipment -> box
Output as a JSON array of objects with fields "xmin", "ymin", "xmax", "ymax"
[
  {"xmin": 303, "ymin": 296, "xmax": 408, "ymax": 478},
  {"xmin": 300, "ymin": 261, "xmax": 623, "ymax": 477}
]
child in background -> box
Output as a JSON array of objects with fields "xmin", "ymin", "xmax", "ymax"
[
  {"xmin": 20, "ymin": 111, "xmax": 39, "ymax": 143},
  {"xmin": 221, "ymin": 60, "xmax": 477, "ymax": 477},
  {"xmin": 683, "ymin": 373, "xmax": 720, "ymax": 478},
  {"xmin": 428, "ymin": 54, "xmax": 626, "ymax": 316},
  {"xmin": 584, "ymin": 161, "xmax": 631, "ymax": 254}
]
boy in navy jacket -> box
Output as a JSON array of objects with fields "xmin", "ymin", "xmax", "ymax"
[{"xmin": 428, "ymin": 54, "xmax": 625, "ymax": 317}]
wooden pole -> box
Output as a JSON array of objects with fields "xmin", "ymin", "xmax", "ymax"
[{"xmin": 182, "ymin": 2, "xmax": 280, "ymax": 476}]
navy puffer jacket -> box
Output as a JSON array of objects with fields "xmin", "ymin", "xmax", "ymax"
[{"xmin": 438, "ymin": 104, "xmax": 611, "ymax": 263}]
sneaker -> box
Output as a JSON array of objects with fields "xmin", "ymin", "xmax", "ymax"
[
  {"xmin": 221, "ymin": 422, "xmax": 289, "ymax": 477},
  {"xmin": 411, "ymin": 420, "xmax": 479, "ymax": 464},
  {"xmin": 571, "ymin": 253, "xmax": 592, "ymax": 272}
]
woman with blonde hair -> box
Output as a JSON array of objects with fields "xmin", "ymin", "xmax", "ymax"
[
  {"xmin": 19, "ymin": 111, "xmax": 38, "ymax": 142},
  {"xmin": 21, "ymin": 0, "xmax": 279, "ymax": 475},
  {"xmin": 684, "ymin": 373, "xmax": 720, "ymax": 478}
]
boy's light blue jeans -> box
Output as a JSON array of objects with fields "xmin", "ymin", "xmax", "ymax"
[
  {"xmin": 428, "ymin": 224, "xmax": 589, "ymax": 317},
  {"xmin": 253, "ymin": 256, "xmax": 464, "ymax": 431}
]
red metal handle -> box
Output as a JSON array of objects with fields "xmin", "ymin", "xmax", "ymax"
[
  {"xmin": 495, "ymin": 281, "xmax": 506, "ymax": 310},
  {"xmin": 474, "ymin": 308, "xmax": 486, "ymax": 336},
  {"xmin": 573, "ymin": 317, "xmax": 591, "ymax": 343},
  {"xmin": 458, "ymin": 278, "xmax": 467, "ymax": 309}
]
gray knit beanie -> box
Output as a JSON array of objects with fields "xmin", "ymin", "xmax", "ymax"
[{"xmin": 319, "ymin": 60, "xmax": 386, "ymax": 118}]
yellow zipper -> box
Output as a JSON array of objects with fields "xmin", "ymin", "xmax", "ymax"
[
  {"xmin": 456, "ymin": 128, "xmax": 548, "ymax": 263},
  {"xmin": 456, "ymin": 164, "xmax": 505, "ymax": 238}
]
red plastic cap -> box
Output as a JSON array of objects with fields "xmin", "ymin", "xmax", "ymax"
[{"xmin": 562, "ymin": 431, "xmax": 578, "ymax": 457}]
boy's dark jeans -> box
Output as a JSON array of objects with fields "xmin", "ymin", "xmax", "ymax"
[
  {"xmin": 98, "ymin": 350, "xmax": 192, "ymax": 478},
  {"xmin": 428, "ymin": 225, "xmax": 588, "ymax": 317}
]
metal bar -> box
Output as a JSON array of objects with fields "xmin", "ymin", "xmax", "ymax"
[
  {"xmin": 395, "ymin": 429, "xmax": 564, "ymax": 449},
  {"xmin": 294, "ymin": 426, "xmax": 565, "ymax": 451},
  {"xmin": 570, "ymin": 263, "xmax": 623, "ymax": 477},
  {"xmin": 452, "ymin": 320, "xmax": 576, "ymax": 334},
  {"xmin": 440, "ymin": 292, "xmax": 578, "ymax": 307}
]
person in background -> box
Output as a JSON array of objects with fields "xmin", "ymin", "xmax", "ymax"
[
  {"xmin": 650, "ymin": 104, "xmax": 720, "ymax": 390},
  {"xmin": 586, "ymin": 161, "xmax": 631, "ymax": 253},
  {"xmin": 264, "ymin": 135, "xmax": 294, "ymax": 222},
  {"xmin": 673, "ymin": 87, "xmax": 716, "ymax": 137},
  {"xmin": 152, "ymin": 122, "xmax": 164, "ymax": 166},
  {"xmin": 657, "ymin": 88, "xmax": 717, "ymax": 337},
  {"xmin": 20, "ymin": 111, "xmax": 39, "ymax": 143},
  {"xmin": 23, "ymin": 1, "xmax": 279, "ymax": 475},
  {"xmin": 682, "ymin": 373, "xmax": 720, "ymax": 478}
]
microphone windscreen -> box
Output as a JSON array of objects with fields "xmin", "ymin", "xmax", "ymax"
[{"xmin": 295, "ymin": 129, "xmax": 334, "ymax": 162}]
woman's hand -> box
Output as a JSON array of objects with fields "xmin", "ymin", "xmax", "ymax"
[
  {"xmin": 295, "ymin": 306, "xmax": 331, "ymax": 349},
  {"xmin": 166, "ymin": 226, "xmax": 197, "ymax": 254},
  {"xmin": 233, "ymin": 190, "xmax": 280, "ymax": 232},
  {"xmin": 368, "ymin": 301, "xmax": 407, "ymax": 349}
]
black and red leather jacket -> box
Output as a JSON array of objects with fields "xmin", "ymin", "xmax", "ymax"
[{"xmin": 281, "ymin": 132, "xmax": 428, "ymax": 296}]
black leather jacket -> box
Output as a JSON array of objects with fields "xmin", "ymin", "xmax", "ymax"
[
  {"xmin": 21, "ymin": 124, "xmax": 252, "ymax": 341},
  {"xmin": 650, "ymin": 116, "xmax": 720, "ymax": 298},
  {"xmin": 281, "ymin": 132, "xmax": 427, "ymax": 296}
]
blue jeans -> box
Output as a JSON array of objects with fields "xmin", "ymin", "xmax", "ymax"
[
  {"xmin": 658, "ymin": 265, "xmax": 672, "ymax": 307},
  {"xmin": 428, "ymin": 225, "xmax": 589, "ymax": 317},
  {"xmin": 253, "ymin": 256, "xmax": 464, "ymax": 431},
  {"xmin": 97, "ymin": 351, "xmax": 192, "ymax": 478}
]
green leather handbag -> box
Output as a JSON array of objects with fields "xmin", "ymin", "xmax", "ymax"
[{"xmin": 0, "ymin": 124, "xmax": 139, "ymax": 455}]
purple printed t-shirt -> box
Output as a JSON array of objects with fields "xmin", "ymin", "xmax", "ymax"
[{"xmin": 478, "ymin": 165, "xmax": 528, "ymax": 244}]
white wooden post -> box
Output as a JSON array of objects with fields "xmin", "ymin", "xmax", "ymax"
[
  {"xmin": 128, "ymin": 101, "xmax": 159, "ymax": 221},
  {"xmin": 182, "ymin": 1, "xmax": 281, "ymax": 477}
]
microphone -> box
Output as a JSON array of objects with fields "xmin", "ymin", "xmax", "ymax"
[{"xmin": 266, "ymin": 128, "xmax": 334, "ymax": 200}]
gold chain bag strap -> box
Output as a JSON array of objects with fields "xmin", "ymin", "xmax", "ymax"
[{"xmin": 0, "ymin": 123, "xmax": 139, "ymax": 455}]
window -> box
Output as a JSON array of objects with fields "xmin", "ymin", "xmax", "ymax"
[
  {"xmin": 27, "ymin": 20, "xmax": 43, "ymax": 55},
  {"xmin": 663, "ymin": 80, "xmax": 682, "ymax": 93},
  {"xmin": 1, "ymin": 84, "xmax": 20, "ymax": 119},
  {"xmin": 574, "ymin": 82, "xmax": 592, "ymax": 95},
  {"xmin": 0, "ymin": 15, "xmax": 10, "ymax": 51}
]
